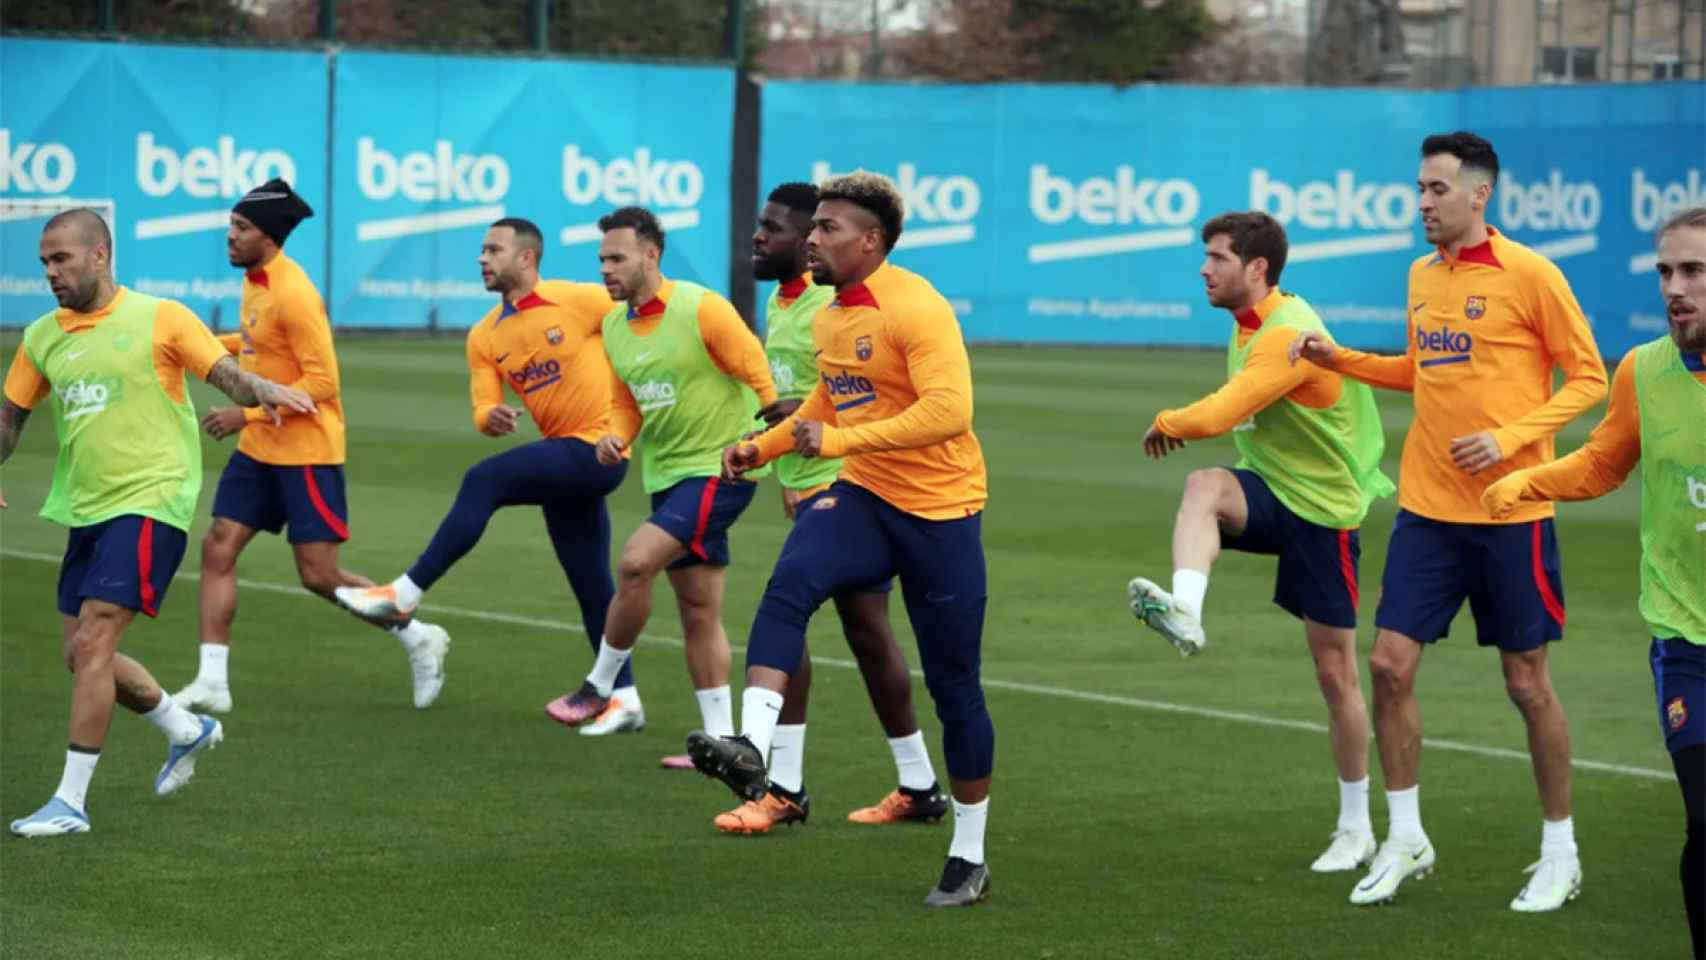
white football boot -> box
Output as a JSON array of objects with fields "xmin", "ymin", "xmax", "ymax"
[
  {"xmin": 1311, "ymin": 827, "xmax": 1378, "ymax": 872},
  {"xmin": 1510, "ymin": 855, "xmax": 1582, "ymax": 912},
  {"xmin": 1349, "ymin": 838, "xmax": 1436, "ymax": 905},
  {"xmin": 1127, "ymin": 577, "xmax": 1207, "ymax": 656}
]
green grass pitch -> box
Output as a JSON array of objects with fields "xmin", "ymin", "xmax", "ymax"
[{"xmin": 0, "ymin": 337, "xmax": 1686, "ymax": 959}]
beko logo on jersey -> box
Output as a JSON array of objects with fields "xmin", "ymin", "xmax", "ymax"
[
  {"xmin": 131, "ymin": 132, "xmax": 297, "ymax": 240},
  {"xmin": 1249, "ymin": 169, "xmax": 1415, "ymax": 264},
  {"xmin": 1631, "ymin": 169, "xmax": 1706, "ymax": 275},
  {"xmin": 0, "ymin": 129, "xmax": 76, "ymax": 193},
  {"xmin": 57, "ymin": 378, "xmax": 114, "ymax": 419},
  {"xmin": 630, "ymin": 380, "xmax": 678, "ymax": 413},
  {"xmin": 810, "ymin": 162, "xmax": 980, "ymax": 251},
  {"xmin": 1498, "ymin": 169, "xmax": 1600, "ymax": 262},
  {"xmin": 1415, "ymin": 325, "xmax": 1473, "ymax": 367},
  {"xmin": 509, "ymin": 359, "xmax": 561, "ymax": 393},
  {"xmin": 354, "ymin": 138, "xmax": 510, "ymax": 243},
  {"xmin": 558, "ymin": 146, "xmax": 705, "ymax": 247},
  {"xmin": 1027, "ymin": 164, "xmax": 1199, "ymax": 264},
  {"xmin": 1688, "ymin": 475, "xmax": 1706, "ymax": 533},
  {"xmin": 822, "ymin": 370, "xmax": 876, "ymax": 410}
]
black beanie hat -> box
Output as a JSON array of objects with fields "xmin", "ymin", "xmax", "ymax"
[{"xmin": 232, "ymin": 178, "xmax": 314, "ymax": 245}]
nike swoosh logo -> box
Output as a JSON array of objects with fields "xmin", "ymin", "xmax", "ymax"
[
  {"xmin": 1411, "ymin": 302, "xmax": 1426, "ymax": 314},
  {"xmin": 67, "ymin": 349, "xmax": 87, "ymax": 361},
  {"xmin": 1356, "ymin": 864, "xmax": 1393, "ymax": 892},
  {"xmin": 635, "ymin": 351, "xmax": 655, "ymax": 363},
  {"xmin": 495, "ymin": 352, "xmax": 510, "ymax": 363}
]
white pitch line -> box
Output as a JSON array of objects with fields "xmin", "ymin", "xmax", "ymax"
[{"xmin": 0, "ymin": 547, "xmax": 1670, "ymax": 781}]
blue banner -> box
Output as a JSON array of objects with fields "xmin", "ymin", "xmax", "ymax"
[
  {"xmin": 762, "ymin": 80, "xmax": 1703, "ymax": 358},
  {"xmin": 331, "ymin": 51, "xmax": 733, "ymax": 328},
  {"xmin": 1, "ymin": 38, "xmax": 328, "ymax": 329}
]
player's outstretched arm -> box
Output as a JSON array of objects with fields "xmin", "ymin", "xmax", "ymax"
[
  {"xmin": 206, "ymin": 356, "xmax": 316, "ymax": 426},
  {"xmin": 1483, "ymin": 360, "xmax": 1640, "ymax": 515},
  {"xmin": 1289, "ymin": 330, "xmax": 1414, "ymax": 392}
]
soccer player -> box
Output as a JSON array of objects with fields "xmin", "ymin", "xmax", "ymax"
[
  {"xmin": 2, "ymin": 209, "xmax": 314, "ymax": 837},
  {"xmin": 1482, "ymin": 206, "xmax": 1706, "ymax": 956},
  {"xmin": 1130, "ymin": 211, "xmax": 1393, "ymax": 872},
  {"xmin": 173, "ymin": 180, "xmax": 451, "ymax": 713},
  {"xmin": 712, "ymin": 182, "xmax": 948, "ymax": 834},
  {"xmin": 545, "ymin": 206, "xmax": 777, "ymax": 769},
  {"xmin": 1290, "ymin": 132, "xmax": 1608, "ymax": 910},
  {"xmin": 336, "ymin": 218, "xmax": 631, "ymax": 709},
  {"xmin": 692, "ymin": 172, "xmax": 996, "ymax": 907}
]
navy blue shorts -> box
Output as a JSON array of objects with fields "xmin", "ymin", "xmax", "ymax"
[
  {"xmin": 1375, "ymin": 509, "xmax": 1565, "ymax": 651},
  {"xmin": 649, "ymin": 476, "xmax": 757, "ymax": 569},
  {"xmin": 1652, "ymin": 637, "xmax": 1706, "ymax": 755},
  {"xmin": 212, "ymin": 450, "xmax": 350, "ymax": 544},
  {"xmin": 58, "ymin": 515, "xmax": 188, "ymax": 618},
  {"xmin": 1223, "ymin": 468, "xmax": 1360, "ymax": 629},
  {"xmin": 798, "ymin": 487, "xmax": 892, "ymax": 595}
]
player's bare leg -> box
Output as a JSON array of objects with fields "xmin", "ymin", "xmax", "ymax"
[
  {"xmin": 551, "ymin": 522, "xmax": 684, "ymax": 727},
  {"xmin": 1306, "ymin": 619, "xmax": 1376, "ymax": 871},
  {"xmin": 1350, "ymin": 629, "xmax": 1434, "ymax": 905},
  {"xmin": 1502, "ymin": 644, "xmax": 1582, "ymax": 911},
  {"xmin": 1129, "ymin": 468, "xmax": 1248, "ymax": 656},
  {"xmin": 840, "ymin": 591, "xmax": 949, "ymax": 824}
]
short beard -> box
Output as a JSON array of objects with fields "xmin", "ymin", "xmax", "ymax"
[
  {"xmin": 1673, "ymin": 317, "xmax": 1706, "ymax": 353},
  {"xmin": 752, "ymin": 252, "xmax": 799, "ymax": 282}
]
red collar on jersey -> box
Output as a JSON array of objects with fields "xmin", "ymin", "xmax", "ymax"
[
  {"xmin": 246, "ymin": 269, "xmax": 269, "ymax": 288},
  {"xmin": 1444, "ymin": 227, "xmax": 1504, "ymax": 270},
  {"xmin": 1233, "ymin": 288, "xmax": 1285, "ymax": 331},
  {"xmin": 499, "ymin": 288, "xmax": 554, "ymax": 320},
  {"xmin": 834, "ymin": 282, "xmax": 879, "ymax": 309},
  {"xmin": 778, "ymin": 276, "xmax": 809, "ymax": 300},
  {"xmin": 627, "ymin": 296, "xmax": 667, "ymax": 319}
]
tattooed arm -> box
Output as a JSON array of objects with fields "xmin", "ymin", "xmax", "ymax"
[
  {"xmin": 0, "ymin": 399, "xmax": 28, "ymax": 508},
  {"xmin": 205, "ymin": 356, "xmax": 316, "ymax": 426}
]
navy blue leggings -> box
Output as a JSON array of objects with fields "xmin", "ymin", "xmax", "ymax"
[
  {"xmin": 409, "ymin": 438, "xmax": 631, "ymax": 687},
  {"xmin": 746, "ymin": 481, "xmax": 994, "ymax": 781}
]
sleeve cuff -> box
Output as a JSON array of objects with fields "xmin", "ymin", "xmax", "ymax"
[
  {"xmin": 817, "ymin": 425, "xmax": 848, "ymax": 460},
  {"xmin": 244, "ymin": 405, "xmax": 270, "ymax": 423},
  {"xmin": 1492, "ymin": 427, "xmax": 1526, "ymax": 459}
]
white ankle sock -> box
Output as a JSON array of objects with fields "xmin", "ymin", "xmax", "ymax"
[
  {"xmin": 197, "ymin": 643, "xmax": 230, "ymax": 687},
  {"xmin": 739, "ymin": 687, "xmax": 785, "ymax": 761},
  {"xmin": 769, "ymin": 724, "xmax": 806, "ymax": 793},
  {"xmin": 1338, "ymin": 776, "xmax": 1372, "ymax": 832},
  {"xmin": 391, "ymin": 574, "xmax": 423, "ymax": 609},
  {"xmin": 1386, "ymin": 785, "xmax": 1425, "ymax": 844},
  {"xmin": 695, "ymin": 685, "xmax": 734, "ymax": 738},
  {"xmin": 948, "ymin": 797, "xmax": 988, "ymax": 864},
  {"xmin": 888, "ymin": 731, "xmax": 938, "ymax": 791},
  {"xmin": 53, "ymin": 748, "xmax": 99, "ymax": 813},
  {"xmin": 1171, "ymin": 568, "xmax": 1209, "ymax": 614},
  {"xmin": 586, "ymin": 639, "xmax": 633, "ymax": 697},
  {"xmin": 612, "ymin": 685, "xmax": 641, "ymax": 711},
  {"xmin": 144, "ymin": 693, "xmax": 205, "ymax": 745},
  {"xmin": 1541, "ymin": 816, "xmax": 1577, "ymax": 859}
]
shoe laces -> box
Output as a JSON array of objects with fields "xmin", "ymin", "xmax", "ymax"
[{"xmin": 878, "ymin": 789, "xmax": 912, "ymax": 815}]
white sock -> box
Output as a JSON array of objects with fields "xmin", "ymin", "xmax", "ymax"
[
  {"xmin": 888, "ymin": 731, "xmax": 938, "ymax": 791},
  {"xmin": 53, "ymin": 748, "xmax": 99, "ymax": 813},
  {"xmin": 1541, "ymin": 816, "xmax": 1577, "ymax": 859},
  {"xmin": 1172, "ymin": 568, "xmax": 1209, "ymax": 615},
  {"xmin": 1386, "ymin": 785, "xmax": 1425, "ymax": 845},
  {"xmin": 1338, "ymin": 776, "xmax": 1372, "ymax": 832},
  {"xmin": 769, "ymin": 724, "xmax": 806, "ymax": 793},
  {"xmin": 390, "ymin": 620, "xmax": 425, "ymax": 649},
  {"xmin": 391, "ymin": 573, "xmax": 423, "ymax": 609},
  {"xmin": 739, "ymin": 687, "xmax": 785, "ymax": 761},
  {"xmin": 612, "ymin": 685, "xmax": 641, "ymax": 711},
  {"xmin": 696, "ymin": 685, "xmax": 734, "ymax": 738},
  {"xmin": 948, "ymin": 797, "xmax": 989, "ymax": 865},
  {"xmin": 586, "ymin": 639, "xmax": 633, "ymax": 698},
  {"xmin": 197, "ymin": 643, "xmax": 230, "ymax": 688},
  {"xmin": 144, "ymin": 692, "xmax": 205, "ymax": 745}
]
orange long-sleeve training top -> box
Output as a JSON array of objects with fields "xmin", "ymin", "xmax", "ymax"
[
  {"xmin": 606, "ymin": 277, "xmax": 777, "ymax": 443},
  {"xmin": 216, "ymin": 252, "xmax": 345, "ymax": 465},
  {"xmin": 1493, "ymin": 353, "xmax": 1706, "ymax": 506},
  {"xmin": 1154, "ymin": 289, "xmax": 1342, "ymax": 439},
  {"xmin": 465, "ymin": 279, "xmax": 619, "ymax": 442},
  {"xmin": 751, "ymin": 261, "xmax": 987, "ymax": 520},
  {"xmin": 1322, "ymin": 228, "xmax": 1606, "ymax": 524}
]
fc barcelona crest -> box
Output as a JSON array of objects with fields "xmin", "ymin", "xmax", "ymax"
[
  {"xmin": 1668, "ymin": 696, "xmax": 1689, "ymax": 731},
  {"xmin": 545, "ymin": 326, "xmax": 564, "ymax": 345},
  {"xmin": 855, "ymin": 335, "xmax": 873, "ymax": 361},
  {"xmin": 1464, "ymin": 296, "xmax": 1487, "ymax": 320}
]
